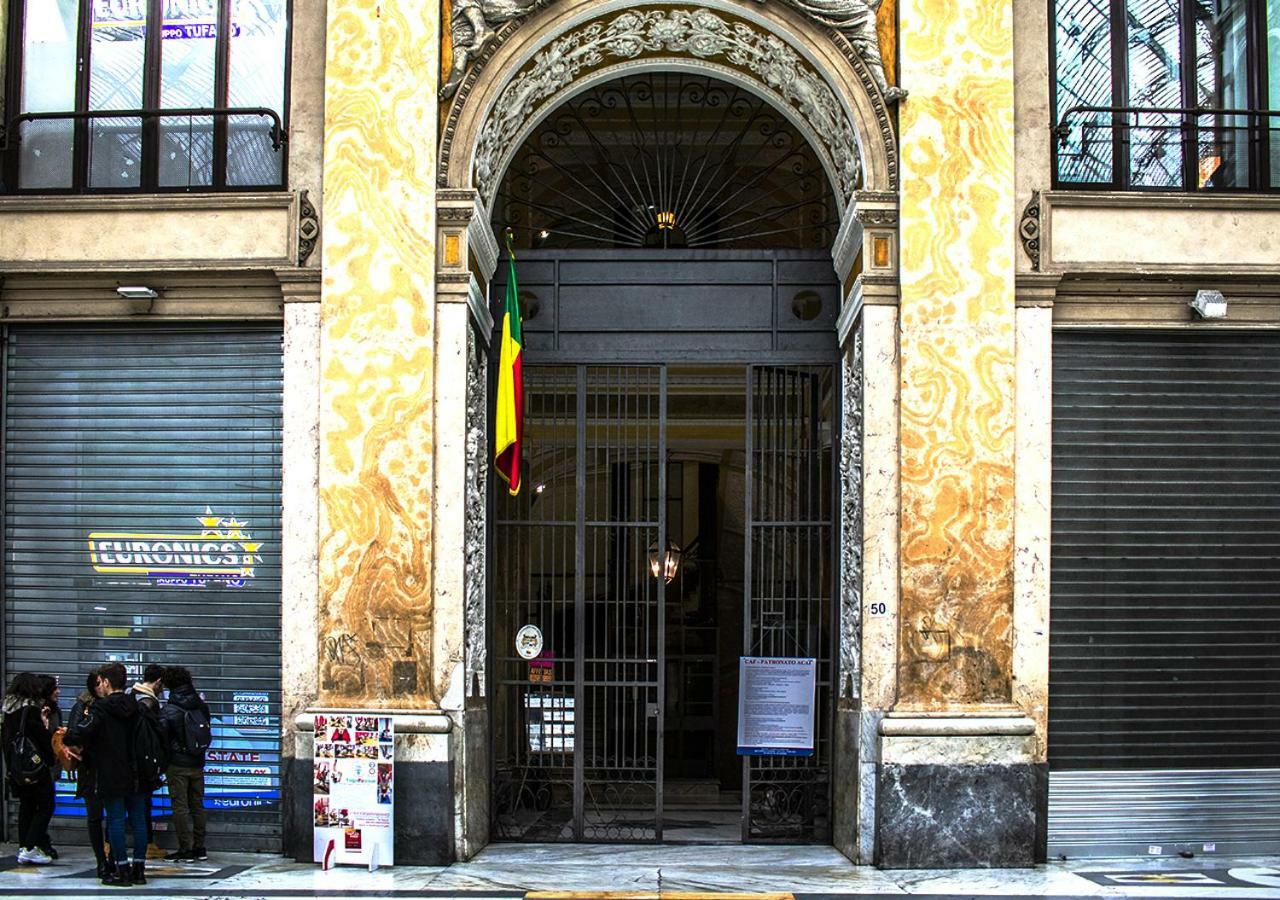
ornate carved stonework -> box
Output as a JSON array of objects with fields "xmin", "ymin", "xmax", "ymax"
[
  {"xmin": 297, "ymin": 190, "xmax": 319, "ymax": 265},
  {"xmin": 438, "ymin": 206, "xmax": 476, "ymax": 224},
  {"xmin": 856, "ymin": 207, "xmax": 898, "ymax": 227},
  {"xmin": 441, "ymin": 1, "xmax": 901, "ymax": 107},
  {"xmin": 1018, "ymin": 191, "xmax": 1041, "ymax": 271},
  {"xmin": 471, "ymin": 8, "xmax": 864, "ymax": 207},
  {"xmin": 442, "ymin": 0, "xmax": 552, "ymax": 101},
  {"xmin": 463, "ymin": 327, "xmax": 488, "ymax": 697},
  {"xmin": 838, "ymin": 327, "xmax": 864, "ymax": 701},
  {"xmin": 755, "ymin": 0, "xmax": 903, "ymax": 101}
]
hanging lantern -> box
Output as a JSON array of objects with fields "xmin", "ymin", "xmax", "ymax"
[{"xmin": 648, "ymin": 539, "xmax": 682, "ymax": 583}]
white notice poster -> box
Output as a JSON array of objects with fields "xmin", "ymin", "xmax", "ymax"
[
  {"xmin": 736, "ymin": 657, "xmax": 816, "ymax": 757},
  {"xmin": 312, "ymin": 714, "xmax": 394, "ymax": 867}
]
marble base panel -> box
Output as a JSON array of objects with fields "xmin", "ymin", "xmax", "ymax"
[
  {"xmin": 283, "ymin": 754, "xmax": 455, "ymax": 866},
  {"xmin": 876, "ymin": 763, "xmax": 1039, "ymax": 868},
  {"xmin": 395, "ymin": 757, "xmax": 456, "ymax": 865},
  {"xmin": 283, "ymin": 749, "xmax": 313, "ymax": 862}
]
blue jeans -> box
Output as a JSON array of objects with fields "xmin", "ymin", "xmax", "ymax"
[{"xmin": 103, "ymin": 793, "xmax": 149, "ymax": 864}]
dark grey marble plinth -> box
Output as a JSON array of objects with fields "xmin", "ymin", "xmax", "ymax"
[
  {"xmin": 283, "ymin": 754, "xmax": 312, "ymax": 862},
  {"xmin": 394, "ymin": 759, "xmax": 456, "ymax": 865},
  {"xmin": 876, "ymin": 763, "xmax": 1039, "ymax": 868}
]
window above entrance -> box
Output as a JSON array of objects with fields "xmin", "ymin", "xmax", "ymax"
[
  {"xmin": 1052, "ymin": 0, "xmax": 1280, "ymax": 192},
  {"xmin": 492, "ymin": 72, "xmax": 840, "ymax": 251},
  {"xmin": 1, "ymin": 0, "xmax": 289, "ymax": 194}
]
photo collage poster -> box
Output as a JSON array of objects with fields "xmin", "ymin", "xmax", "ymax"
[{"xmin": 312, "ymin": 714, "xmax": 394, "ymax": 866}]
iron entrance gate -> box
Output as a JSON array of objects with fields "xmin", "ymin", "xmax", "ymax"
[
  {"xmin": 492, "ymin": 363, "xmax": 835, "ymax": 843},
  {"xmin": 745, "ymin": 366, "xmax": 835, "ymax": 843}
]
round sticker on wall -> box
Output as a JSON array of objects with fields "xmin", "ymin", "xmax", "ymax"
[{"xmin": 515, "ymin": 625, "xmax": 544, "ymax": 660}]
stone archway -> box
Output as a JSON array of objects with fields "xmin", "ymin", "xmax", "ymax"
[
  {"xmin": 430, "ymin": 0, "xmax": 901, "ymax": 859},
  {"xmin": 436, "ymin": 0, "xmax": 900, "ymax": 279}
]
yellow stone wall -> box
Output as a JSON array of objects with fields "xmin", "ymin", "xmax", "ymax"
[
  {"xmin": 896, "ymin": 0, "xmax": 1017, "ymax": 706},
  {"xmin": 316, "ymin": 0, "xmax": 441, "ymax": 707}
]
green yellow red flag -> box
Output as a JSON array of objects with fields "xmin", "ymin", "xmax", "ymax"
[{"xmin": 494, "ymin": 234, "xmax": 524, "ymax": 495}]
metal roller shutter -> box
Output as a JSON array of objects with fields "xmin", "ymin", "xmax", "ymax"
[
  {"xmin": 2, "ymin": 324, "xmax": 284, "ymax": 851},
  {"xmin": 1048, "ymin": 329, "xmax": 1280, "ymax": 858}
]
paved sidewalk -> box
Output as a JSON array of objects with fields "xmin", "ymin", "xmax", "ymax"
[{"xmin": 1, "ymin": 843, "xmax": 1278, "ymax": 899}]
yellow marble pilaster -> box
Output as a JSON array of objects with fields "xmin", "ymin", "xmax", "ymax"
[
  {"xmin": 317, "ymin": 0, "xmax": 440, "ymax": 707},
  {"xmin": 896, "ymin": 0, "xmax": 1017, "ymax": 706}
]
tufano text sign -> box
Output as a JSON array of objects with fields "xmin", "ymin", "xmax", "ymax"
[{"xmin": 736, "ymin": 657, "xmax": 816, "ymax": 757}]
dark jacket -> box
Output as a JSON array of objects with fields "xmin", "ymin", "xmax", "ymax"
[
  {"xmin": 64, "ymin": 691, "xmax": 141, "ymax": 799},
  {"xmin": 129, "ymin": 684, "xmax": 161, "ymax": 716},
  {"xmin": 2, "ymin": 697, "xmax": 55, "ymax": 785},
  {"xmin": 161, "ymin": 684, "xmax": 212, "ymax": 769},
  {"xmin": 68, "ymin": 692, "xmax": 97, "ymax": 800}
]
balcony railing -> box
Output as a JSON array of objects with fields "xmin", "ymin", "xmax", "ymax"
[
  {"xmin": 1053, "ymin": 104, "xmax": 1280, "ymax": 193},
  {"xmin": 0, "ymin": 107, "xmax": 287, "ymax": 194}
]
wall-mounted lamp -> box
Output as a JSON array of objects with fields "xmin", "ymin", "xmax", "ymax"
[
  {"xmin": 648, "ymin": 539, "xmax": 682, "ymax": 584},
  {"xmin": 1190, "ymin": 289, "xmax": 1228, "ymax": 319},
  {"xmin": 116, "ymin": 285, "xmax": 159, "ymax": 300}
]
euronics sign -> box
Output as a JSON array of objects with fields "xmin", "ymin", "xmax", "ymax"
[{"xmin": 87, "ymin": 507, "xmax": 263, "ymax": 588}]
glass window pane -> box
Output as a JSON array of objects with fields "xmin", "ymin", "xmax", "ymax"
[
  {"xmin": 1055, "ymin": 0, "xmax": 1115, "ymax": 184},
  {"xmin": 226, "ymin": 0, "xmax": 287, "ymax": 186},
  {"xmin": 17, "ymin": 0, "xmax": 79, "ymax": 190},
  {"xmin": 159, "ymin": 0, "xmax": 219, "ymax": 187},
  {"xmin": 1193, "ymin": 0, "xmax": 1251, "ymax": 189},
  {"xmin": 87, "ymin": 1, "xmax": 146, "ymax": 189},
  {"xmin": 1266, "ymin": 0, "xmax": 1280, "ymax": 186},
  {"xmin": 1127, "ymin": 0, "xmax": 1185, "ymax": 187}
]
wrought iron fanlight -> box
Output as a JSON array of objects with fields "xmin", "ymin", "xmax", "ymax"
[{"xmin": 493, "ymin": 72, "xmax": 839, "ymax": 251}]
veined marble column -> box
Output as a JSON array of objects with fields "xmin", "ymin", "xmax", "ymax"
[
  {"xmin": 317, "ymin": 0, "xmax": 439, "ymax": 709},
  {"xmin": 308, "ymin": 0, "xmax": 455, "ymax": 865},
  {"xmin": 879, "ymin": 0, "xmax": 1035, "ymax": 867}
]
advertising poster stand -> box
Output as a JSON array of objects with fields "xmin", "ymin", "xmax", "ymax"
[{"xmin": 312, "ymin": 714, "xmax": 394, "ymax": 867}]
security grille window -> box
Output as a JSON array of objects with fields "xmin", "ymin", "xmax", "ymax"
[
  {"xmin": 1053, "ymin": 0, "xmax": 1280, "ymax": 190},
  {"xmin": 2, "ymin": 325, "xmax": 284, "ymax": 849},
  {"xmin": 2, "ymin": 0, "xmax": 289, "ymax": 193}
]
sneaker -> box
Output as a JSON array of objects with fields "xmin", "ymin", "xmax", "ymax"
[
  {"xmin": 164, "ymin": 849, "xmax": 194, "ymax": 862},
  {"xmin": 21, "ymin": 847, "xmax": 52, "ymax": 865},
  {"xmin": 191, "ymin": 847, "xmax": 208, "ymax": 861}
]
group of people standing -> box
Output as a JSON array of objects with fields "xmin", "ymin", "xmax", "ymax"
[{"xmin": 2, "ymin": 663, "xmax": 213, "ymax": 886}]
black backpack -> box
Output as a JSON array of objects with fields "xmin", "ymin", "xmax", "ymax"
[
  {"xmin": 181, "ymin": 706, "xmax": 212, "ymax": 756},
  {"xmin": 5, "ymin": 707, "xmax": 49, "ymax": 787},
  {"xmin": 132, "ymin": 710, "xmax": 170, "ymax": 789}
]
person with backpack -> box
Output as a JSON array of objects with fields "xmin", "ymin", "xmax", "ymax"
[
  {"xmin": 128, "ymin": 665, "xmax": 164, "ymax": 716},
  {"xmin": 128, "ymin": 663, "xmax": 165, "ymax": 858},
  {"xmin": 67, "ymin": 670, "xmax": 112, "ymax": 880},
  {"xmin": 160, "ymin": 666, "xmax": 212, "ymax": 862},
  {"xmin": 64, "ymin": 662, "xmax": 166, "ymax": 886},
  {"xmin": 2, "ymin": 672, "xmax": 55, "ymax": 866}
]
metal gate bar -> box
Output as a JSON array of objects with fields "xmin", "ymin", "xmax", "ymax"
[
  {"xmin": 743, "ymin": 365, "xmax": 835, "ymax": 843},
  {"xmin": 580, "ymin": 365, "xmax": 664, "ymax": 840},
  {"xmin": 493, "ymin": 365, "xmax": 666, "ymax": 842},
  {"xmin": 492, "ymin": 366, "xmax": 578, "ymax": 841}
]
